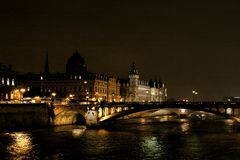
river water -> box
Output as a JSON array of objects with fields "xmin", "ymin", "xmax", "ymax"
[{"xmin": 1, "ymin": 117, "xmax": 240, "ymax": 160}]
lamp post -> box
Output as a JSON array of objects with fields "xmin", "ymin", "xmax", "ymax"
[
  {"xmin": 112, "ymin": 93, "xmax": 115, "ymax": 103},
  {"xmin": 86, "ymin": 96, "xmax": 89, "ymax": 104},
  {"xmin": 146, "ymin": 90, "xmax": 149, "ymax": 102},
  {"xmin": 195, "ymin": 92, "xmax": 198, "ymax": 103},
  {"xmin": 192, "ymin": 90, "xmax": 196, "ymax": 102},
  {"xmin": 192, "ymin": 90, "xmax": 198, "ymax": 103},
  {"xmin": 51, "ymin": 92, "xmax": 56, "ymax": 103},
  {"xmin": 20, "ymin": 88, "xmax": 26, "ymax": 101}
]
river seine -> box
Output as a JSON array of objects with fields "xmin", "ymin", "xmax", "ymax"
[{"xmin": 1, "ymin": 117, "xmax": 240, "ymax": 160}]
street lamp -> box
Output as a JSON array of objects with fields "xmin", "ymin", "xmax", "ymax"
[
  {"xmin": 192, "ymin": 91, "xmax": 195, "ymax": 102},
  {"xmin": 112, "ymin": 93, "xmax": 115, "ymax": 103},
  {"xmin": 51, "ymin": 92, "xmax": 56, "ymax": 102},
  {"xmin": 86, "ymin": 96, "xmax": 89, "ymax": 104},
  {"xmin": 69, "ymin": 94, "xmax": 74, "ymax": 99},
  {"xmin": 192, "ymin": 90, "xmax": 198, "ymax": 103},
  {"xmin": 146, "ymin": 90, "xmax": 149, "ymax": 102},
  {"xmin": 195, "ymin": 92, "xmax": 198, "ymax": 102},
  {"xmin": 20, "ymin": 88, "xmax": 26, "ymax": 101}
]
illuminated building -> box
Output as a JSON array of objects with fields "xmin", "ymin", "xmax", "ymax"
[
  {"xmin": 120, "ymin": 62, "xmax": 167, "ymax": 102},
  {"xmin": 0, "ymin": 64, "xmax": 16, "ymax": 100},
  {"xmin": 19, "ymin": 50, "xmax": 121, "ymax": 102}
]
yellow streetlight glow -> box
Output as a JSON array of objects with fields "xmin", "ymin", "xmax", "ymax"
[{"xmin": 20, "ymin": 88, "xmax": 26, "ymax": 93}]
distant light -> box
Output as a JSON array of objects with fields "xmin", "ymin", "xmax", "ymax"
[
  {"xmin": 226, "ymin": 108, "xmax": 232, "ymax": 115},
  {"xmin": 40, "ymin": 76, "xmax": 43, "ymax": 80},
  {"xmin": 20, "ymin": 88, "xmax": 26, "ymax": 93},
  {"xmin": 180, "ymin": 109, "xmax": 186, "ymax": 114},
  {"xmin": 234, "ymin": 97, "xmax": 240, "ymax": 99}
]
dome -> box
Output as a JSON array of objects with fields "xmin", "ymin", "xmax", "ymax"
[
  {"xmin": 66, "ymin": 50, "xmax": 87, "ymax": 75},
  {"xmin": 67, "ymin": 51, "xmax": 85, "ymax": 66}
]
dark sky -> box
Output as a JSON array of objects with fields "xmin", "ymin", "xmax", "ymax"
[{"xmin": 1, "ymin": 0, "xmax": 240, "ymax": 101}]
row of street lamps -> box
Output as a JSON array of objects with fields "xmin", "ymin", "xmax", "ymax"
[
  {"xmin": 182, "ymin": 90, "xmax": 199, "ymax": 103},
  {"xmin": 192, "ymin": 90, "xmax": 198, "ymax": 102}
]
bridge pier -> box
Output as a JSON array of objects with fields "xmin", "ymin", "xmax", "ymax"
[{"xmin": 85, "ymin": 110, "xmax": 98, "ymax": 127}]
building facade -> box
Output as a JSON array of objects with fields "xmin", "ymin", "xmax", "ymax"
[
  {"xmin": 19, "ymin": 50, "xmax": 121, "ymax": 103},
  {"xmin": 120, "ymin": 62, "xmax": 167, "ymax": 103},
  {"xmin": 0, "ymin": 64, "xmax": 17, "ymax": 101}
]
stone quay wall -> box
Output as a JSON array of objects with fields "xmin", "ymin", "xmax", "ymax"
[{"xmin": 0, "ymin": 103, "xmax": 49, "ymax": 130}]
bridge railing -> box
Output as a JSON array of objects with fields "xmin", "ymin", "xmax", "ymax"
[{"xmin": 99, "ymin": 101, "xmax": 240, "ymax": 109}]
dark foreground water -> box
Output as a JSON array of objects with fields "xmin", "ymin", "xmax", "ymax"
[{"xmin": 1, "ymin": 118, "xmax": 240, "ymax": 160}]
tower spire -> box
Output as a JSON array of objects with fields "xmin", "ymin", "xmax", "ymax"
[
  {"xmin": 44, "ymin": 49, "xmax": 49, "ymax": 74},
  {"xmin": 129, "ymin": 61, "xmax": 139, "ymax": 75}
]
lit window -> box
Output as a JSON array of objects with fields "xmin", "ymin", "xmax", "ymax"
[
  {"xmin": 1, "ymin": 78, "xmax": 4, "ymax": 85},
  {"xmin": 5, "ymin": 93, "xmax": 8, "ymax": 99},
  {"xmin": 79, "ymin": 76, "xmax": 81, "ymax": 79},
  {"xmin": 7, "ymin": 78, "xmax": 9, "ymax": 85},
  {"xmin": 75, "ymin": 75, "xmax": 77, "ymax": 79},
  {"xmin": 40, "ymin": 76, "xmax": 43, "ymax": 80},
  {"xmin": 12, "ymin": 79, "xmax": 15, "ymax": 86},
  {"xmin": 84, "ymin": 81, "xmax": 87, "ymax": 84}
]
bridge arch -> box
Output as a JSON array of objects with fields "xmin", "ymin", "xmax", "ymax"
[
  {"xmin": 54, "ymin": 111, "xmax": 86, "ymax": 126},
  {"xmin": 188, "ymin": 111, "xmax": 219, "ymax": 120},
  {"xmin": 99, "ymin": 104, "xmax": 240, "ymax": 124},
  {"xmin": 122, "ymin": 109, "xmax": 179, "ymax": 119}
]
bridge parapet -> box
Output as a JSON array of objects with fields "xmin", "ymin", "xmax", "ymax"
[
  {"xmin": 53, "ymin": 102, "xmax": 240, "ymax": 127},
  {"xmin": 97, "ymin": 102, "xmax": 240, "ymax": 123}
]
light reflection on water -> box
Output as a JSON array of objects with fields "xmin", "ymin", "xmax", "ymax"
[
  {"xmin": 72, "ymin": 128, "xmax": 86, "ymax": 138},
  {"xmin": 140, "ymin": 136, "xmax": 164, "ymax": 158},
  {"xmin": 0, "ymin": 119, "xmax": 240, "ymax": 160},
  {"xmin": 5, "ymin": 132, "xmax": 34, "ymax": 159},
  {"xmin": 180, "ymin": 121, "xmax": 190, "ymax": 132}
]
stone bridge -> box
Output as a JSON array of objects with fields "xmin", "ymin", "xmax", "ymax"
[{"xmin": 52, "ymin": 102, "xmax": 240, "ymax": 127}]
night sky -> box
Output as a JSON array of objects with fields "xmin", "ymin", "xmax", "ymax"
[{"xmin": 1, "ymin": 0, "xmax": 240, "ymax": 101}]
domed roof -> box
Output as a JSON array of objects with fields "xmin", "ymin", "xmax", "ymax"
[
  {"xmin": 66, "ymin": 50, "xmax": 87, "ymax": 75},
  {"xmin": 67, "ymin": 50, "xmax": 85, "ymax": 66}
]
